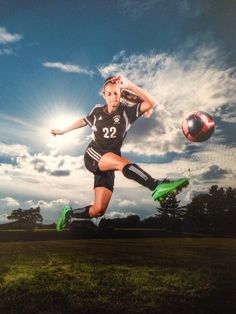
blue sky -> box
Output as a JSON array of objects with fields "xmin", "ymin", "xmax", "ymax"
[{"xmin": 0, "ymin": 0, "xmax": 235, "ymax": 223}]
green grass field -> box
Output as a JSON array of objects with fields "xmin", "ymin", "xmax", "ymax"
[{"xmin": 0, "ymin": 238, "xmax": 235, "ymax": 314}]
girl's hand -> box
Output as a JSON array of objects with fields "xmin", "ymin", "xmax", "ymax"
[
  {"xmin": 111, "ymin": 75, "xmax": 131, "ymax": 89},
  {"xmin": 50, "ymin": 129, "xmax": 64, "ymax": 136}
]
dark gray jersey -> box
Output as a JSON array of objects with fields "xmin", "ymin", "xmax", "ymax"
[{"xmin": 84, "ymin": 101, "xmax": 143, "ymax": 154}]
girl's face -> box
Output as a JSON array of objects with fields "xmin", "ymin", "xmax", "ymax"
[{"xmin": 103, "ymin": 83, "xmax": 121, "ymax": 111}]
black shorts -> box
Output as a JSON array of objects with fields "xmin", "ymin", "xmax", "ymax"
[{"xmin": 84, "ymin": 145, "xmax": 115, "ymax": 192}]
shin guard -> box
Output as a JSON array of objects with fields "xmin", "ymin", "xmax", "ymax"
[
  {"xmin": 122, "ymin": 163, "xmax": 158, "ymax": 190},
  {"xmin": 71, "ymin": 205, "xmax": 91, "ymax": 219}
]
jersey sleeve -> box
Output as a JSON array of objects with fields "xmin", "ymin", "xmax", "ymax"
[
  {"xmin": 83, "ymin": 105, "xmax": 99, "ymax": 127},
  {"xmin": 123, "ymin": 101, "xmax": 143, "ymax": 124}
]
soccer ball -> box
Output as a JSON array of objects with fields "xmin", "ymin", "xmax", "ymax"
[{"xmin": 182, "ymin": 111, "xmax": 215, "ymax": 142}]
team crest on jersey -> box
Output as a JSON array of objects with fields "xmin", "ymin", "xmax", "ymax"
[{"xmin": 113, "ymin": 115, "xmax": 121, "ymax": 124}]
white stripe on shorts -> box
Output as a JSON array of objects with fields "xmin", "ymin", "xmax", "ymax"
[
  {"xmin": 87, "ymin": 147, "xmax": 101, "ymax": 162},
  {"xmin": 87, "ymin": 149, "xmax": 99, "ymax": 161},
  {"xmin": 90, "ymin": 147, "xmax": 101, "ymax": 159}
]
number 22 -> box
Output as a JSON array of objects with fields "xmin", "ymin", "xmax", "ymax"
[{"xmin": 103, "ymin": 127, "xmax": 117, "ymax": 138}]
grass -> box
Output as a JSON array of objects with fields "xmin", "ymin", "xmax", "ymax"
[{"xmin": 0, "ymin": 238, "xmax": 235, "ymax": 314}]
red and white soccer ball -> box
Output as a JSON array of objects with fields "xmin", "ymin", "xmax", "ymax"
[{"xmin": 182, "ymin": 111, "xmax": 215, "ymax": 142}]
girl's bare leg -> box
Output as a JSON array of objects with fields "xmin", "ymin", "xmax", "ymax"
[
  {"xmin": 98, "ymin": 152, "xmax": 131, "ymax": 171},
  {"xmin": 89, "ymin": 186, "xmax": 113, "ymax": 218}
]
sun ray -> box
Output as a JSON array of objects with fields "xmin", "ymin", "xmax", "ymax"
[{"xmin": 31, "ymin": 100, "xmax": 89, "ymax": 153}]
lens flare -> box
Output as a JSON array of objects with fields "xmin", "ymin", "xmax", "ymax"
[{"xmin": 47, "ymin": 112, "xmax": 81, "ymax": 151}]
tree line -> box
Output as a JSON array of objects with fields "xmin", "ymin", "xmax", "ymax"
[
  {"xmin": 3, "ymin": 185, "xmax": 236, "ymax": 234},
  {"xmin": 98, "ymin": 185, "xmax": 236, "ymax": 235},
  {"xmin": 155, "ymin": 185, "xmax": 236, "ymax": 234}
]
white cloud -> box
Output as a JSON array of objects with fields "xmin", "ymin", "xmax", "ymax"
[
  {"xmin": 0, "ymin": 142, "xmax": 29, "ymax": 158},
  {"xmin": 0, "ymin": 197, "xmax": 20, "ymax": 208},
  {"xmin": 98, "ymin": 44, "xmax": 236, "ymax": 156},
  {"xmin": 16, "ymin": 151, "xmax": 85, "ymax": 176},
  {"xmin": 0, "ymin": 26, "xmax": 22, "ymax": 44},
  {"xmin": 43, "ymin": 62, "xmax": 94, "ymax": 76},
  {"xmin": 0, "ymin": 214, "xmax": 9, "ymax": 224},
  {"xmin": 118, "ymin": 199, "xmax": 137, "ymax": 207},
  {"xmin": 0, "ymin": 27, "xmax": 22, "ymax": 57},
  {"xmin": 0, "ymin": 143, "xmax": 93, "ymax": 208},
  {"xmin": 105, "ymin": 211, "xmax": 136, "ymax": 219},
  {"xmin": 112, "ymin": 50, "xmax": 126, "ymax": 62},
  {"xmin": 25, "ymin": 198, "xmax": 70, "ymax": 223},
  {"xmin": 26, "ymin": 198, "xmax": 68, "ymax": 209}
]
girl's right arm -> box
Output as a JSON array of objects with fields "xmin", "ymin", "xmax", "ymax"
[{"xmin": 51, "ymin": 118, "xmax": 87, "ymax": 136}]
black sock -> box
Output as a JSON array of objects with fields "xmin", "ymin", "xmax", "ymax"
[
  {"xmin": 122, "ymin": 163, "xmax": 158, "ymax": 191},
  {"xmin": 71, "ymin": 205, "xmax": 91, "ymax": 219}
]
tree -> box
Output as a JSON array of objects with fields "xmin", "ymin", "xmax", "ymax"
[
  {"xmin": 207, "ymin": 185, "xmax": 236, "ymax": 233},
  {"xmin": 224, "ymin": 187, "xmax": 236, "ymax": 232},
  {"xmin": 141, "ymin": 216, "xmax": 160, "ymax": 228},
  {"xmin": 207, "ymin": 185, "xmax": 226, "ymax": 233},
  {"xmin": 184, "ymin": 185, "xmax": 236, "ymax": 234},
  {"xmin": 184, "ymin": 193, "xmax": 210, "ymax": 233},
  {"xmin": 7, "ymin": 207, "xmax": 43, "ymax": 229},
  {"xmin": 156, "ymin": 193, "xmax": 186, "ymax": 231},
  {"xmin": 125, "ymin": 215, "xmax": 140, "ymax": 227}
]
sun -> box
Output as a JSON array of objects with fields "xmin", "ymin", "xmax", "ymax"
[
  {"xmin": 48, "ymin": 112, "xmax": 80, "ymax": 150},
  {"xmin": 32, "ymin": 98, "xmax": 89, "ymax": 153},
  {"xmin": 36, "ymin": 108, "xmax": 83, "ymax": 152}
]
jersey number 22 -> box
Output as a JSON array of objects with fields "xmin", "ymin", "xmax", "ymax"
[{"xmin": 103, "ymin": 127, "xmax": 117, "ymax": 138}]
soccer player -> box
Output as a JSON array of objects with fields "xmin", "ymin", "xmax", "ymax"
[{"xmin": 51, "ymin": 75, "xmax": 189, "ymax": 231}]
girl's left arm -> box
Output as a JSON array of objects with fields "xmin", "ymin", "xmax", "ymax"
[
  {"xmin": 127, "ymin": 81, "xmax": 157, "ymax": 117},
  {"xmin": 112, "ymin": 75, "xmax": 157, "ymax": 117}
]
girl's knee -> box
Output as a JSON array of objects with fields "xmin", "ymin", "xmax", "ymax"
[
  {"xmin": 118, "ymin": 157, "xmax": 131, "ymax": 171},
  {"xmin": 90, "ymin": 204, "xmax": 107, "ymax": 218}
]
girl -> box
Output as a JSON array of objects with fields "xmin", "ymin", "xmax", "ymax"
[{"xmin": 51, "ymin": 75, "xmax": 189, "ymax": 231}]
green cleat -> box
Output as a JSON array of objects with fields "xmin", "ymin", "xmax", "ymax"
[
  {"xmin": 152, "ymin": 178, "xmax": 189, "ymax": 202},
  {"xmin": 56, "ymin": 205, "xmax": 72, "ymax": 231}
]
